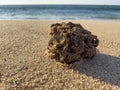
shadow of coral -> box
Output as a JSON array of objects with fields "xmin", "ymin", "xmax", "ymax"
[{"xmin": 73, "ymin": 53, "xmax": 120, "ymax": 86}]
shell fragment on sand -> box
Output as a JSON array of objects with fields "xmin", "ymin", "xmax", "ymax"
[{"xmin": 45, "ymin": 22, "xmax": 99, "ymax": 64}]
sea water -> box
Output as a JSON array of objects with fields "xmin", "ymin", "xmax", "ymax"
[{"xmin": 0, "ymin": 5, "xmax": 120, "ymax": 20}]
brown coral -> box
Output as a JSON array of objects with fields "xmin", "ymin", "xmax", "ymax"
[{"xmin": 45, "ymin": 22, "xmax": 99, "ymax": 64}]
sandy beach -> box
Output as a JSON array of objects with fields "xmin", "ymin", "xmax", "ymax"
[{"xmin": 0, "ymin": 20, "xmax": 120, "ymax": 90}]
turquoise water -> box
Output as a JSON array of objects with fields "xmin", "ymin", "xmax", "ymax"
[{"xmin": 0, "ymin": 5, "xmax": 120, "ymax": 20}]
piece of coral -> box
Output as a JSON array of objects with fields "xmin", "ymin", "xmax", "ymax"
[{"xmin": 45, "ymin": 22, "xmax": 99, "ymax": 64}]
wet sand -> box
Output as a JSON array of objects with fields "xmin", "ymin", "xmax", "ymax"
[{"xmin": 0, "ymin": 20, "xmax": 120, "ymax": 90}]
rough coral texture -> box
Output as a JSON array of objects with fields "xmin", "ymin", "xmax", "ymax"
[{"xmin": 45, "ymin": 22, "xmax": 99, "ymax": 64}]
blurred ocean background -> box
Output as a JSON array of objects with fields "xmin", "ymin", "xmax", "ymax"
[{"xmin": 0, "ymin": 5, "xmax": 120, "ymax": 20}]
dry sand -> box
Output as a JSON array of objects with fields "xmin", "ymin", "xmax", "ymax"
[{"xmin": 0, "ymin": 20, "xmax": 120, "ymax": 90}]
